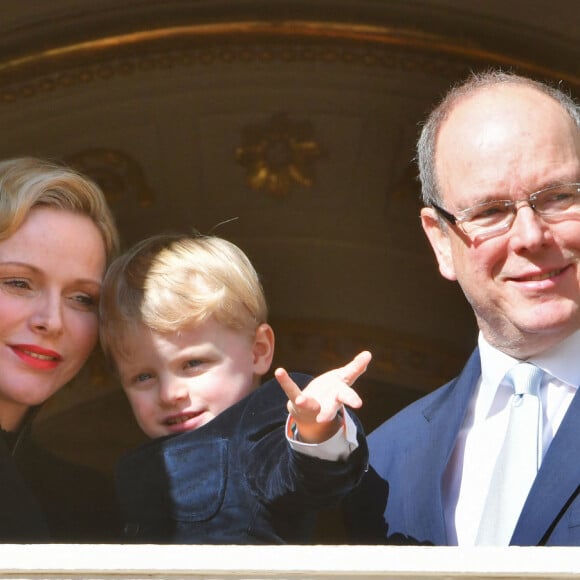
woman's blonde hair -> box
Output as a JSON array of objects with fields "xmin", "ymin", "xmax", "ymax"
[
  {"xmin": 0, "ymin": 157, "xmax": 119, "ymax": 264},
  {"xmin": 100, "ymin": 232, "xmax": 268, "ymax": 361}
]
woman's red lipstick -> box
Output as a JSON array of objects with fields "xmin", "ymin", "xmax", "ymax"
[{"xmin": 11, "ymin": 344, "xmax": 62, "ymax": 370}]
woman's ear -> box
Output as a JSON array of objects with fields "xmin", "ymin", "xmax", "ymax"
[
  {"xmin": 420, "ymin": 207, "xmax": 457, "ymax": 281},
  {"xmin": 251, "ymin": 323, "xmax": 275, "ymax": 376}
]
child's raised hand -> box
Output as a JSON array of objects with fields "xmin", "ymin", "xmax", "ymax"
[{"xmin": 274, "ymin": 351, "xmax": 371, "ymax": 443}]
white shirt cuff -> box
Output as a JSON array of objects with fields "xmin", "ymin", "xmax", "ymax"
[{"xmin": 285, "ymin": 408, "xmax": 359, "ymax": 461}]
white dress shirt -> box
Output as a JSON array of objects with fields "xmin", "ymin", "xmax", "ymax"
[{"xmin": 443, "ymin": 331, "xmax": 580, "ymax": 546}]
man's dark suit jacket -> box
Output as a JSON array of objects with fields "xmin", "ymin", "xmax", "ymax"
[
  {"xmin": 117, "ymin": 374, "xmax": 368, "ymax": 544},
  {"xmin": 344, "ymin": 349, "xmax": 580, "ymax": 546}
]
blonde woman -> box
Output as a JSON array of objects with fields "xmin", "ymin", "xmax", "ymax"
[{"xmin": 0, "ymin": 157, "xmax": 119, "ymax": 541}]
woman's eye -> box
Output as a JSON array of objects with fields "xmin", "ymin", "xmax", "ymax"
[
  {"xmin": 135, "ymin": 372, "xmax": 153, "ymax": 383},
  {"xmin": 69, "ymin": 293, "xmax": 98, "ymax": 311},
  {"xmin": 3, "ymin": 278, "xmax": 31, "ymax": 290}
]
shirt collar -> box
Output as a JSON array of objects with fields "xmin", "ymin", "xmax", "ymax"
[
  {"xmin": 532, "ymin": 329, "xmax": 580, "ymax": 388},
  {"xmin": 477, "ymin": 330, "xmax": 580, "ymax": 419},
  {"xmin": 479, "ymin": 330, "xmax": 580, "ymax": 387},
  {"xmin": 477, "ymin": 334, "xmax": 518, "ymax": 418}
]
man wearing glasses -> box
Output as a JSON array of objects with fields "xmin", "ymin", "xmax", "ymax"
[{"xmin": 345, "ymin": 71, "xmax": 580, "ymax": 546}]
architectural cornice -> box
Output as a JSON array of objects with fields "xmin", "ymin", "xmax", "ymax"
[{"xmin": 0, "ymin": 21, "xmax": 577, "ymax": 101}]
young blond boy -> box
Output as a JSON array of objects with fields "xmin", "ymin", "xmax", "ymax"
[{"xmin": 100, "ymin": 232, "xmax": 370, "ymax": 543}]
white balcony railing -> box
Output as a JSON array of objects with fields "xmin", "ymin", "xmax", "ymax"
[{"xmin": 0, "ymin": 545, "xmax": 579, "ymax": 579}]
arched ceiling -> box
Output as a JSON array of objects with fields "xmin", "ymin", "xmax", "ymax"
[{"xmin": 0, "ymin": 1, "xmax": 577, "ymax": 80}]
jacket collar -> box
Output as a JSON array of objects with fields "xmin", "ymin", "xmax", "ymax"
[{"xmin": 512, "ymin": 384, "xmax": 580, "ymax": 545}]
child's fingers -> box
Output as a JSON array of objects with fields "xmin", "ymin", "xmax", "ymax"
[
  {"xmin": 336, "ymin": 385, "xmax": 363, "ymax": 409},
  {"xmin": 274, "ymin": 367, "xmax": 303, "ymax": 404},
  {"xmin": 315, "ymin": 400, "xmax": 342, "ymax": 423},
  {"xmin": 276, "ymin": 368, "xmax": 323, "ymax": 422},
  {"xmin": 277, "ymin": 352, "xmax": 370, "ymax": 426},
  {"xmin": 294, "ymin": 395, "xmax": 323, "ymax": 417},
  {"xmin": 339, "ymin": 351, "xmax": 372, "ymax": 385},
  {"xmin": 314, "ymin": 387, "xmax": 361, "ymax": 423}
]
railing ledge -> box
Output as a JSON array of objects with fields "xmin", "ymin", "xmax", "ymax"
[{"xmin": 0, "ymin": 544, "xmax": 579, "ymax": 579}]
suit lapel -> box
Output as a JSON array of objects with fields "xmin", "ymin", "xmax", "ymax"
[
  {"xmin": 422, "ymin": 349, "xmax": 481, "ymax": 427},
  {"xmin": 411, "ymin": 349, "xmax": 481, "ymax": 544},
  {"xmin": 512, "ymin": 385, "xmax": 580, "ymax": 545}
]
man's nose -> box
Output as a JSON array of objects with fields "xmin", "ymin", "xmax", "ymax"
[{"xmin": 508, "ymin": 204, "xmax": 547, "ymax": 250}]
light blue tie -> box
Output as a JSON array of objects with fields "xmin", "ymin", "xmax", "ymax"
[{"xmin": 476, "ymin": 362, "xmax": 543, "ymax": 546}]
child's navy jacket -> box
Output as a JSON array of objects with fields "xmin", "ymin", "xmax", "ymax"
[{"xmin": 116, "ymin": 373, "xmax": 368, "ymax": 544}]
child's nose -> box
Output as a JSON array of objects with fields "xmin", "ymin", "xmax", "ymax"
[{"xmin": 159, "ymin": 379, "xmax": 188, "ymax": 405}]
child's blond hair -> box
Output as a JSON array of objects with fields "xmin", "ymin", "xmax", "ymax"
[{"xmin": 100, "ymin": 232, "xmax": 268, "ymax": 363}]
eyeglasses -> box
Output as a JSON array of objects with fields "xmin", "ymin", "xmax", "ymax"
[{"xmin": 431, "ymin": 183, "xmax": 580, "ymax": 241}]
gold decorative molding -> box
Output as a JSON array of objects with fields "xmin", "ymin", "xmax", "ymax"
[
  {"xmin": 235, "ymin": 112, "xmax": 323, "ymax": 197},
  {"xmin": 64, "ymin": 148, "xmax": 155, "ymax": 207},
  {"xmin": 0, "ymin": 21, "xmax": 577, "ymax": 102}
]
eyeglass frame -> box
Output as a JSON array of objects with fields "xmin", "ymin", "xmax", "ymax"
[{"xmin": 429, "ymin": 182, "xmax": 580, "ymax": 241}]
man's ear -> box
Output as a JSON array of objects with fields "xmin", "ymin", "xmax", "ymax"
[
  {"xmin": 252, "ymin": 323, "xmax": 275, "ymax": 376},
  {"xmin": 420, "ymin": 207, "xmax": 457, "ymax": 281}
]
